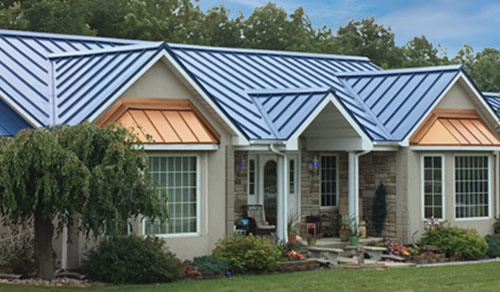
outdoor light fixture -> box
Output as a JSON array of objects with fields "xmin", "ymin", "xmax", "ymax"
[
  {"xmin": 309, "ymin": 155, "xmax": 319, "ymax": 175},
  {"xmin": 236, "ymin": 158, "xmax": 246, "ymax": 176}
]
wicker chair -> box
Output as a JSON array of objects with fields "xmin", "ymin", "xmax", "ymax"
[{"xmin": 245, "ymin": 204, "xmax": 275, "ymax": 234}]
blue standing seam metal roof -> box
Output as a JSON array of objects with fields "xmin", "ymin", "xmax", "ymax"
[
  {"xmin": 0, "ymin": 29, "xmax": 493, "ymax": 143},
  {"xmin": 0, "ymin": 97, "xmax": 32, "ymax": 136},
  {"xmin": 483, "ymin": 92, "xmax": 500, "ymax": 114}
]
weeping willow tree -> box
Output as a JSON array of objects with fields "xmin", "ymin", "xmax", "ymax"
[{"xmin": 0, "ymin": 123, "xmax": 167, "ymax": 280}]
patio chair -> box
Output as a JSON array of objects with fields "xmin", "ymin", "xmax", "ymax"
[{"xmin": 245, "ymin": 205, "xmax": 275, "ymax": 234}]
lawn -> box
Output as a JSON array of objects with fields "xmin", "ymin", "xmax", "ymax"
[{"xmin": 1, "ymin": 261, "xmax": 499, "ymax": 292}]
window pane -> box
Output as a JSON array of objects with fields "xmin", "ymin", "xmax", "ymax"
[
  {"xmin": 320, "ymin": 156, "xmax": 337, "ymax": 207},
  {"xmin": 289, "ymin": 159, "xmax": 295, "ymax": 194},
  {"xmin": 422, "ymin": 156, "xmax": 443, "ymax": 219},
  {"xmin": 249, "ymin": 159, "xmax": 255, "ymax": 195},
  {"xmin": 455, "ymin": 156, "xmax": 489, "ymax": 218},
  {"xmin": 146, "ymin": 156, "xmax": 198, "ymax": 235}
]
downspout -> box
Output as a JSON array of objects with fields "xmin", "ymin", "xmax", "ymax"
[
  {"xmin": 269, "ymin": 144, "xmax": 288, "ymax": 242},
  {"xmin": 496, "ymin": 152, "xmax": 499, "ymax": 219},
  {"xmin": 348, "ymin": 149, "xmax": 371, "ymax": 229}
]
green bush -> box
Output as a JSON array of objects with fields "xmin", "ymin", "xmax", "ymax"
[
  {"xmin": 191, "ymin": 256, "xmax": 231, "ymax": 273},
  {"xmin": 82, "ymin": 236, "xmax": 181, "ymax": 284},
  {"xmin": 485, "ymin": 234, "xmax": 500, "ymax": 258},
  {"xmin": 418, "ymin": 225, "xmax": 488, "ymax": 260},
  {"xmin": 494, "ymin": 218, "xmax": 500, "ymax": 234},
  {"xmin": 213, "ymin": 235, "xmax": 281, "ymax": 274}
]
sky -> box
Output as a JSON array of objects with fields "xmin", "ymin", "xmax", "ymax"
[{"xmin": 198, "ymin": 0, "xmax": 500, "ymax": 57}]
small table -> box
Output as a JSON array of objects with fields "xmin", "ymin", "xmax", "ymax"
[{"xmin": 295, "ymin": 223, "xmax": 316, "ymax": 238}]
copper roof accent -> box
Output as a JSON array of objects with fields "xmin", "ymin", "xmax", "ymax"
[
  {"xmin": 96, "ymin": 98, "xmax": 220, "ymax": 144},
  {"xmin": 410, "ymin": 109, "xmax": 500, "ymax": 146}
]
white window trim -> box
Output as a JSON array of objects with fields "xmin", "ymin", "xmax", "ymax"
[
  {"xmin": 453, "ymin": 154, "xmax": 492, "ymax": 221},
  {"xmin": 420, "ymin": 154, "xmax": 445, "ymax": 221},
  {"xmin": 247, "ymin": 154, "xmax": 258, "ymax": 197},
  {"xmin": 289, "ymin": 154, "xmax": 299, "ymax": 195},
  {"xmin": 142, "ymin": 153, "xmax": 201, "ymax": 237},
  {"xmin": 319, "ymin": 154, "xmax": 339, "ymax": 209}
]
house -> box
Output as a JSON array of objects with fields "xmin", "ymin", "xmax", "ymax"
[{"xmin": 1, "ymin": 29, "xmax": 500, "ymax": 269}]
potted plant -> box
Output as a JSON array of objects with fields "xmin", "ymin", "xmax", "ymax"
[
  {"xmin": 339, "ymin": 215, "xmax": 353, "ymax": 242},
  {"xmin": 287, "ymin": 213, "xmax": 300, "ymax": 242},
  {"xmin": 306, "ymin": 235, "xmax": 317, "ymax": 246},
  {"xmin": 349, "ymin": 221, "xmax": 360, "ymax": 247}
]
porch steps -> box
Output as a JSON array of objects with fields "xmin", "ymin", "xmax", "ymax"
[{"xmin": 316, "ymin": 237, "xmax": 383, "ymax": 257}]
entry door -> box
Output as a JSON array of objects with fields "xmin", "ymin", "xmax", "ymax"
[{"xmin": 260, "ymin": 155, "xmax": 277, "ymax": 226}]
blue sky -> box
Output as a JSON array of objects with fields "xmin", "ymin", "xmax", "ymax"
[{"xmin": 198, "ymin": 0, "xmax": 500, "ymax": 57}]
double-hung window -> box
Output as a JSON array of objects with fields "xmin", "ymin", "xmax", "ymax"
[
  {"xmin": 145, "ymin": 156, "xmax": 198, "ymax": 235},
  {"xmin": 320, "ymin": 155, "xmax": 337, "ymax": 207},
  {"xmin": 455, "ymin": 156, "xmax": 489, "ymax": 219},
  {"xmin": 422, "ymin": 156, "xmax": 444, "ymax": 219}
]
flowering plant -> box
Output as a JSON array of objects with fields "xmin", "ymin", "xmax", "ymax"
[
  {"xmin": 385, "ymin": 240, "xmax": 410, "ymax": 257},
  {"xmin": 424, "ymin": 217, "xmax": 442, "ymax": 230},
  {"xmin": 288, "ymin": 250, "xmax": 304, "ymax": 260}
]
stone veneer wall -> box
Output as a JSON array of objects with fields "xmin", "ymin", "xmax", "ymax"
[
  {"xmin": 234, "ymin": 151, "xmax": 248, "ymax": 220},
  {"xmin": 358, "ymin": 152, "xmax": 397, "ymax": 239},
  {"xmin": 300, "ymin": 145, "xmax": 348, "ymax": 236}
]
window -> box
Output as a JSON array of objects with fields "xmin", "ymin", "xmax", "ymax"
[
  {"xmin": 145, "ymin": 156, "xmax": 198, "ymax": 235},
  {"xmin": 249, "ymin": 159, "xmax": 256, "ymax": 195},
  {"xmin": 320, "ymin": 155, "xmax": 337, "ymax": 207},
  {"xmin": 289, "ymin": 159, "xmax": 295, "ymax": 194},
  {"xmin": 422, "ymin": 156, "xmax": 444, "ymax": 219},
  {"xmin": 455, "ymin": 156, "xmax": 489, "ymax": 219}
]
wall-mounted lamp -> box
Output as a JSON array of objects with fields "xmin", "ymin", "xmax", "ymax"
[
  {"xmin": 309, "ymin": 155, "xmax": 319, "ymax": 175},
  {"xmin": 236, "ymin": 158, "xmax": 246, "ymax": 176}
]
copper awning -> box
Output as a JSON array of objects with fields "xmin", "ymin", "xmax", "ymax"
[
  {"xmin": 410, "ymin": 109, "xmax": 500, "ymax": 146},
  {"xmin": 96, "ymin": 98, "xmax": 220, "ymax": 144}
]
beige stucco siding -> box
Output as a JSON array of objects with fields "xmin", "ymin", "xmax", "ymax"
[{"xmin": 404, "ymin": 150, "xmax": 497, "ymax": 240}]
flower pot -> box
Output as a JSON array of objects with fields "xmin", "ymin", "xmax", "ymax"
[
  {"xmin": 349, "ymin": 236, "xmax": 360, "ymax": 246},
  {"xmin": 339, "ymin": 229, "xmax": 351, "ymax": 242}
]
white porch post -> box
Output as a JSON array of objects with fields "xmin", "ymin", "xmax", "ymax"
[
  {"xmin": 348, "ymin": 152, "xmax": 359, "ymax": 228},
  {"xmin": 276, "ymin": 154, "xmax": 289, "ymax": 242}
]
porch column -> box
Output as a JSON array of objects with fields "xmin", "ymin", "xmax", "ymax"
[
  {"xmin": 277, "ymin": 154, "xmax": 289, "ymax": 242},
  {"xmin": 348, "ymin": 152, "xmax": 359, "ymax": 228}
]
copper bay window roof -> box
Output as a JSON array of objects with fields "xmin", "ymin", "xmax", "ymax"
[
  {"xmin": 410, "ymin": 109, "xmax": 500, "ymax": 146},
  {"xmin": 96, "ymin": 98, "xmax": 220, "ymax": 144}
]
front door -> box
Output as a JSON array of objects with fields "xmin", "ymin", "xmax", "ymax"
[{"xmin": 260, "ymin": 155, "xmax": 277, "ymax": 226}]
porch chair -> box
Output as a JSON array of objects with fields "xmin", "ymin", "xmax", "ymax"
[{"xmin": 245, "ymin": 205, "xmax": 275, "ymax": 235}]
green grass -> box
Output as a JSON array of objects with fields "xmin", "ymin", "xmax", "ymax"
[{"xmin": 1, "ymin": 261, "xmax": 500, "ymax": 292}]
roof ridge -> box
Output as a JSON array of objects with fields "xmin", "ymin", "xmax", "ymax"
[
  {"xmin": 0, "ymin": 29, "xmax": 151, "ymax": 45},
  {"xmin": 168, "ymin": 43, "xmax": 372, "ymax": 62},
  {"xmin": 47, "ymin": 42, "xmax": 165, "ymax": 59},
  {"xmin": 337, "ymin": 65, "xmax": 463, "ymax": 77}
]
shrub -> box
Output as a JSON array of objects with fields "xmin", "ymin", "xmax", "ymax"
[
  {"xmin": 0, "ymin": 231, "xmax": 35, "ymax": 277},
  {"xmin": 191, "ymin": 256, "xmax": 231, "ymax": 273},
  {"xmin": 418, "ymin": 225, "xmax": 488, "ymax": 260},
  {"xmin": 494, "ymin": 218, "xmax": 500, "ymax": 234},
  {"xmin": 82, "ymin": 236, "xmax": 181, "ymax": 284},
  {"xmin": 213, "ymin": 235, "xmax": 281, "ymax": 274},
  {"xmin": 485, "ymin": 234, "xmax": 500, "ymax": 258}
]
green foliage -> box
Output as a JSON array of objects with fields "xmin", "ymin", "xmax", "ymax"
[
  {"xmin": 191, "ymin": 256, "xmax": 231, "ymax": 273},
  {"xmin": 418, "ymin": 225, "xmax": 488, "ymax": 260},
  {"xmin": 213, "ymin": 235, "xmax": 281, "ymax": 274},
  {"xmin": 0, "ymin": 123, "xmax": 167, "ymax": 278},
  {"xmin": 485, "ymin": 234, "xmax": 500, "ymax": 258},
  {"xmin": 453, "ymin": 45, "xmax": 500, "ymax": 92},
  {"xmin": 82, "ymin": 236, "xmax": 181, "ymax": 284},
  {"xmin": 494, "ymin": 218, "xmax": 500, "ymax": 234},
  {"xmin": 372, "ymin": 183, "xmax": 387, "ymax": 237}
]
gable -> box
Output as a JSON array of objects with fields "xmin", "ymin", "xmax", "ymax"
[
  {"xmin": 121, "ymin": 60, "xmax": 195, "ymax": 99},
  {"xmin": 437, "ymin": 82, "xmax": 477, "ymax": 110}
]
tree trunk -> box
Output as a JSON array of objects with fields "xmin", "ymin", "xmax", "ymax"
[{"xmin": 34, "ymin": 208, "xmax": 54, "ymax": 280}]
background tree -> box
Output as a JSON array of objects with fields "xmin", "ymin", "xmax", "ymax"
[
  {"xmin": 0, "ymin": 123, "xmax": 167, "ymax": 280},
  {"xmin": 401, "ymin": 36, "xmax": 450, "ymax": 67},
  {"xmin": 453, "ymin": 45, "xmax": 500, "ymax": 92}
]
